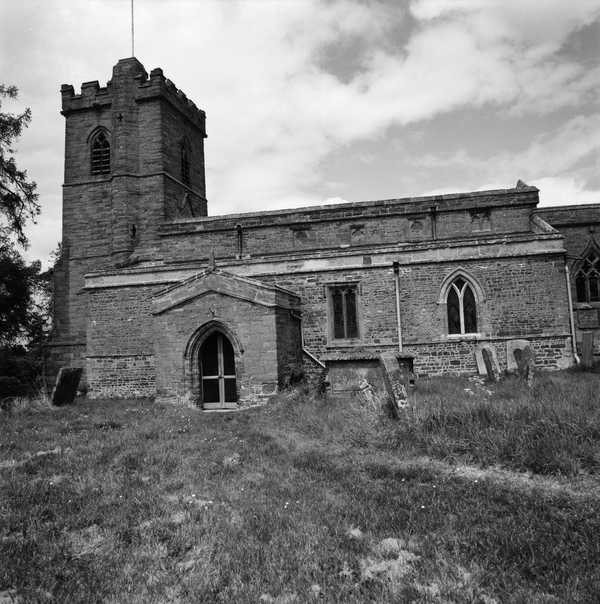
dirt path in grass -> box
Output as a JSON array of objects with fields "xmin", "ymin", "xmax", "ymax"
[
  {"xmin": 388, "ymin": 455, "xmax": 600, "ymax": 500},
  {"xmin": 267, "ymin": 427, "xmax": 600, "ymax": 501}
]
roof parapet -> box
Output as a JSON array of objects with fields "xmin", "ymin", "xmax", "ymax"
[{"xmin": 60, "ymin": 58, "xmax": 206, "ymax": 133}]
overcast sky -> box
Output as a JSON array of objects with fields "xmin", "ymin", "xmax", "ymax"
[{"xmin": 1, "ymin": 0, "xmax": 599, "ymax": 266}]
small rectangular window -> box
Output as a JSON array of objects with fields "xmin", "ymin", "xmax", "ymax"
[{"xmin": 329, "ymin": 284, "xmax": 359, "ymax": 340}]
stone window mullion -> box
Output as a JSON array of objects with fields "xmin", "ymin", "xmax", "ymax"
[{"xmin": 329, "ymin": 284, "xmax": 360, "ymax": 341}]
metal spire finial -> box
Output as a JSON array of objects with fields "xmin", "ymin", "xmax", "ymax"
[{"xmin": 131, "ymin": 0, "xmax": 135, "ymax": 57}]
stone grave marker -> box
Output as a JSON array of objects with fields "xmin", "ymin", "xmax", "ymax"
[
  {"xmin": 51, "ymin": 367, "xmax": 82, "ymax": 406},
  {"xmin": 515, "ymin": 345, "xmax": 535, "ymax": 387},
  {"xmin": 379, "ymin": 352, "xmax": 410, "ymax": 417},
  {"xmin": 481, "ymin": 348, "xmax": 499, "ymax": 382},
  {"xmin": 358, "ymin": 378, "xmax": 380, "ymax": 411},
  {"xmin": 506, "ymin": 339, "xmax": 531, "ymax": 373},
  {"xmin": 474, "ymin": 344, "xmax": 500, "ymax": 380},
  {"xmin": 582, "ymin": 332, "xmax": 594, "ymax": 368}
]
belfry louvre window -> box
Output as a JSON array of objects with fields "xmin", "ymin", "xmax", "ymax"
[
  {"xmin": 181, "ymin": 143, "xmax": 190, "ymax": 185},
  {"xmin": 90, "ymin": 131, "xmax": 110, "ymax": 174},
  {"xmin": 447, "ymin": 277, "xmax": 477, "ymax": 334},
  {"xmin": 575, "ymin": 250, "xmax": 600, "ymax": 303},
  {"xmin": 330, "ymin": 285, "xmax": 359, "ymax": 339}
]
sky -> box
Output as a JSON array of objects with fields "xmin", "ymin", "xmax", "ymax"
[{"xmin": 1, "ymin": 0, "xmax": 599, "ymax": 267}]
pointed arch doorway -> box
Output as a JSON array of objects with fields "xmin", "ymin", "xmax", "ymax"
[{"xmin": 199, "ymin": 331, "xmax": 238, "ymax": 409}]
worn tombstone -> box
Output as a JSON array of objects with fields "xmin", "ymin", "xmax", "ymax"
[
  {"xmin": 51, "ymin": 367, "xmax": 82, "ymax": 406},
  {"xmin": 379, "ymin": 352, "xmax": 410, "ymax": 417},
  {"xmin": 582, "ymin": 332, "xmax": 594, "ymax": 368},
  {"xmin": 358, "ymin": 378, "xmax": 380, "ymax": 411},
  {"xmin": 506, "ymin": 339, "xmax": 531, "ymax": 373},
  {"xmin": 481, "ymin": 348, "xmax": 499, "ymax": 382},
  {"xmin": 474, "ymin": 344, "xmax": 500, "ymax": 381},
  {"xmin": 515, "ymin": 345, "xmax": 535, "ymax": 387}
]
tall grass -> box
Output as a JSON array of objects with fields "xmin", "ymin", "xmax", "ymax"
[
  {"xmin": 399, "ymin": 373, "xmax": 600, "ymax": 475},
  {"xmin": 1, "ymin": 373, "xmax": 600, "ymax": 601}
]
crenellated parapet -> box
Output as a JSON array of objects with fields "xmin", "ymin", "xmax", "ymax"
[
  {"xmin": 136, "ymin": 67, "xmax": 206, "ymax": 135},
  {"xmin": 60, "ymin": 80, "xmax": 112, "ymax": 113},
  {"xmin": 60, "ymin": 57, "xmax": 206, "ymax": 135}
]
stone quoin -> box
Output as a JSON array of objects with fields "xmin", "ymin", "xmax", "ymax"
[{"xmin": 48, "ymin": 58, "xmax": 600, "ymax": 407}]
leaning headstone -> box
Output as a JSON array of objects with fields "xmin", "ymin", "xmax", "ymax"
[
  {"xmin": 51, "ymin": 367, "xmax": 82, "ymax": 406},
  {"xmin": 582, "ymin": 332, "xmax": 594, "ymax": 369},
  {"xmin": 358, "ymin": 378, "xmax": 380, "ymax": 411},
  {"xmin": 506, "ymin": 339, "xmax": 531, "ymax": 373},
  {"xmin": 515, "ymin": 345, "xmax": 535, "ymax": 387},
  {"xmin": 379, "ymin": 352, "xmax": 410, "ymax": 417},
  {"xmin": 481, "ymin": 348, "xmax": 499, "ymax": 382},
  {"xmin": 474, "ymin": 344, "xmax": 500, "ymax": 380}
]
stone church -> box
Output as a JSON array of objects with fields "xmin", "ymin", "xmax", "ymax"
[{"xmin": 49, "ymin": 58, "xmax": 600, "ymax": 407}]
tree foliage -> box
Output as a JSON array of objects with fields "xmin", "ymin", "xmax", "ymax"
[
  {"xmin": 0, "ymin": 84, "xmax": 40, "ymax": 247},
  {"xmin": 0, "ymin": 238, "xmax": 49, "ymax": 348}
]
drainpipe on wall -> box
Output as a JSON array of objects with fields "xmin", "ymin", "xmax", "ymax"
[
  {"xmin": 430, "ymin": 205, "xmax": 438, "ymax": 240},
  {"xmin": 393, "ymin": 261, "xmax": 403, "ymax": 353},
  {"xmin": 564, "ymin": 262, "xmax": 581, "ymax": 365},
  {"xmin": 235, "ymin": 224, "xmax": 243, "ymax": 259}
]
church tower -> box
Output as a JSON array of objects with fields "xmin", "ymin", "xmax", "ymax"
[{"xmin": 50, "ymin": 58, "xmax": 207, "ymax": 374}]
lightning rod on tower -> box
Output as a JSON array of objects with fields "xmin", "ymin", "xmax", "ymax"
[{"xmin": 131, "ymin": 0, "xmax": 135, "ymax": 57}]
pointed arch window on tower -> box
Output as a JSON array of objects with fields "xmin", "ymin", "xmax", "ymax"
[
  {"xmin": 90, "ymin": 131, "xmax": 110, "ymax": 174},
  {"xmin": 181, "ymin": 142, "xmax": 190, "ymax": 185},
  {"xmin": 575, "ymin": 250, "xmax": 600, "ymax": 303},
  {"xmin": 447, "ymin": 277, "xmax": 477, "ymax": 334}
]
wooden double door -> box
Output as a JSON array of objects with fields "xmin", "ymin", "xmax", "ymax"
[{"xmin": 199, "ymin": 332, "xmax": 238, "ymax": 409}]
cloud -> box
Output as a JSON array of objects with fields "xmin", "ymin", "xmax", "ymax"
[
  {"xmin": 413, "ymin": 113, "xmax": 600, "ymax": 202},
  {"xmin": 1, "ymin": 0, "xmax": 599, "ymax": 265},
  {"xmin": 534, "ymin": 177, "xmax": 600, "ymax": 206}
]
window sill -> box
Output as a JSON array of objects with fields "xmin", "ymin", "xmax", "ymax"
[
  {"xmin": 326, "ymin": 339, "xmax": 363, "ymax": 348},
  {"xmin": 574, "ymin": 302, "xmax": 600, "ymax": 309},
  {"xmin": 445, "ymin": 333, "xmax": 483, "ymax": 341}
]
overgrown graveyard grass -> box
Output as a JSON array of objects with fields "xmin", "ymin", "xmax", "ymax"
[
  {"xmin": 401, "ymin": 371, "xmax": 600, "ymax": 476},
  {"xmin": 1, "ymin": 371, "xmax": 599, "ymax": 602}
]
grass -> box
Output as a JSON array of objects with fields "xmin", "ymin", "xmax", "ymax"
[
  {"xmin": 1, "ymin": 371, "xmax": 599, "ymax": 602},
  {"xmin": 402, "ymin": 372, "xmax": 600, "ymax": 476}
]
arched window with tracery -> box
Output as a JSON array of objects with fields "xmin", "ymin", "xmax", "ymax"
[
  {"xmin": 90, "ymin": 130, "xmax": 110, "ymax": 174},
  {"xmin": 447, "ymin": 276, "xmax": 477, "ymax": 334},
  {"xmin": 575, "ymin": 249, "xmax": 600, "ymax": 303}
]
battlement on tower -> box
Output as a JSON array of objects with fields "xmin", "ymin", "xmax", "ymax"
[{"xmin": 60, "ymin": 57, "xmax": 206, "ymax": 135}]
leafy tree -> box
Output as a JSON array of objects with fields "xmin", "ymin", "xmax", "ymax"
[
  {"xmin": 0, "ymin": 84, "xmax": 39, "ymax": 247},
  {"xmin": 0, "ymin": 238, "xmax": 45, "ymax": 347},
  {"xmin": 0, "ymin": 238, "xmax": 52, "ymax": 395},
  {"xmin": 0, "ymin": 85, "xmax": 48, "ymax": 396}
]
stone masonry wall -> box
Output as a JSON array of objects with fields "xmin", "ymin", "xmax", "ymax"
[
  {"xmin": 153, "ymin": 292, "xmax": 282, "ymax": 404},
  {"xmin": 262, "ymin": 254, "xmax": 571, "ymax": 362},
  {"xmin": 275, "ymin": 308, "xmax": 303, "ymax": 386},
  {"xmin": 537, "ymin": 205, "xmax": 600, "ymax": 356},
  {"xmin": 158, "ymin": 188, "xmax": 539, "ymax": 264},
  {"xmin": 83, "ymin": 249, "xmax": 572, "ymax": 398},
  {"xmin": 86, "ymin": 284, "xmax": 160, "ymax": 398}
]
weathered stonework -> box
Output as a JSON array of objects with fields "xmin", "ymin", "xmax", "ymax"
[
  {"xmin": 48, "ymin": 58, "xmax": 598, "ymax": 406},
  {"xmin": 536, "ymin": 205, "xmax": 600, "ymax": 360}
]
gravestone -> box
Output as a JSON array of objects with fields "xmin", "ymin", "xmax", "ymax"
[
  {"xmin": 481, "ymin": 348, "xmax": 499, "ymax": 382},
  {"xmin": 582, "ymin": 332, "xmax": 594, "ymax": 368},
  {"xmin": 379, "ymin": 352, "xmax": 410, "ymax": 417},
  {"xmin": 474, "ymin": 344, "xmax": 500, "ymax": 380},
  {"xmin": 358, "ymin": 378, "xmax": 380, "ymax": 411},
  {"xmin": 506, "ymin": 339, "xmax": 531, "ymax": 373},
  {"xmin": 51, "ymin": 367, "xmax": 82, "ymax": 406},
  {"xmin": 515, "ymin": 345, "xmax": 535, "ymax": 387}
]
